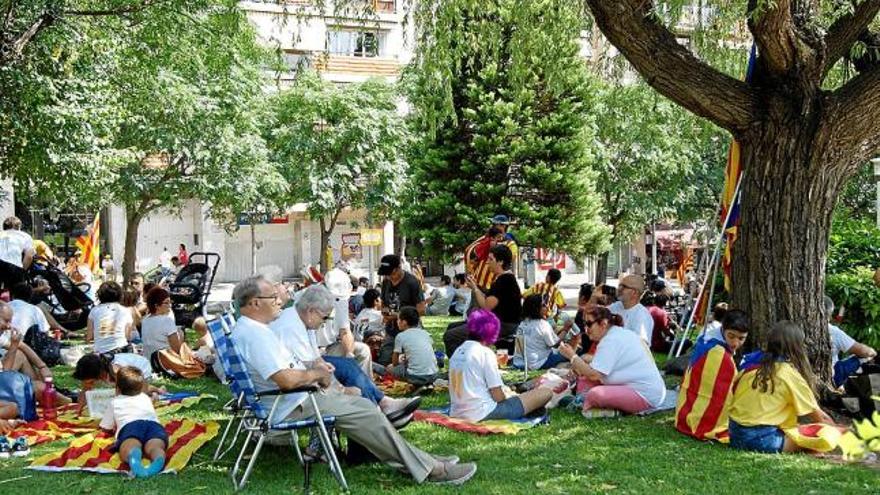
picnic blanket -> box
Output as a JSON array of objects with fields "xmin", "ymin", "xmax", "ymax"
[
  {"xmin": 378, "ymin": 379, "xmax": 448, "ymax": 397},
  {"xmin": 413, "ymin": 406, "xmax": 549, "ymax": 435},
  {"xmin": 10, "ymin": 393, "xmax": 214, "ymax": 447},
  {"xmin": 28, "ymin": 419, "xmax": 219, "ymax": 474}
]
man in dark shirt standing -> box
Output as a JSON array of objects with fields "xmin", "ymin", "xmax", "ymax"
[
  {"xmin": 376, "ymin": 254, "xmax": 426, "ymax": 365},
  {"xmin": 443, "ymin": 245, "xmax": 522, "ymax": 356}
]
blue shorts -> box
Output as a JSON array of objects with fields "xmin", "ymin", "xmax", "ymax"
[
  {"xmin": 483, "ymin": 396, "xmax": 525, "ymax": 421},
  {"xmin": 729, "ymin": 420, "xmax": 784, "ymax": 453},
  {"xmin": 114, "ymin": 420, "xmax": 168, "ymax": 452}
]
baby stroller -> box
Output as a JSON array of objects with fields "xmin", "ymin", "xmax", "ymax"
[
  {"xmin": 168, "ymin": 252, "xmax": 220, "ymax": 328},
  {"xmin": 28, "ymin": 264, "xmax": 93, "ymax": 331}
]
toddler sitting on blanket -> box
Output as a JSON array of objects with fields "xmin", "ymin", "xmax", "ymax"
[{"xmin": 99, "ymin": 366, "xmax": 168, "ymax": 478}]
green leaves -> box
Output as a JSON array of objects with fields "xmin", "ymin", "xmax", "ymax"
[{"xmin": 266, "ymin": 71, "xmax": 410, "ymax": 228}]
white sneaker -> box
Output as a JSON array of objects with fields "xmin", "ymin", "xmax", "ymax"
[{"xmin": 428, "ymin": 461, "xmax": 477, "ymax": 485}]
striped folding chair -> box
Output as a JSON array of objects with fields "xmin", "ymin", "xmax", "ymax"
[
  {"xmin": 207, "ymin": 315, "xmax": 244, "ymax": 461},
  {"xmin": 223, "ymin": 327, "xmax": 348, "ymax": 492}
]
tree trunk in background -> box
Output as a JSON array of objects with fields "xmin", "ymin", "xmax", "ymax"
[
  {"xmin": 122, "ymin": 207, "xmax": 144, "ymax": 286},
  {"xmin": 595, "ymin": 251, "xmax": 609, "ymax": 286}
]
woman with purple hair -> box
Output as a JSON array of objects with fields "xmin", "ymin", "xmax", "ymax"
[{"xmin": 448, "ymin": 309, "xmax": 552, "ymax": 421}]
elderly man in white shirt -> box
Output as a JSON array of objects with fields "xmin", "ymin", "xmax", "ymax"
[
  {"xmin": 608, "ymin": 274, "xmax": 654, "ymax": 344},
  {"xmin": 229, "ymin": 276, "xmax": 476, "ymax": 486}
]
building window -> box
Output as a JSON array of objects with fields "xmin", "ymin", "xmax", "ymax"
[{"xmin": 327, "ymin": 29, "xmax": 386, "ymax": 57}]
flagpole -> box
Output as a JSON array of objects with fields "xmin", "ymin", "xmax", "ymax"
[{"xmin": 671, "ymin": 172, "xmax": 744, "ymax": 358}]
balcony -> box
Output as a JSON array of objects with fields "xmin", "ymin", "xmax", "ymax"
[{"xmin": 313, "ymin": 54, "xmax": 400, "ymax": 77}]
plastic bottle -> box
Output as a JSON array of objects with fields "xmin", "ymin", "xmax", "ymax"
[{"xmin": 42, "ymin": 377, "xmax": 57, "ymax": 420}]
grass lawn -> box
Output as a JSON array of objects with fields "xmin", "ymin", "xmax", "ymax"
[{"xmin": 0, "ymin": 316, "xmax": 876, "ymax": 494}]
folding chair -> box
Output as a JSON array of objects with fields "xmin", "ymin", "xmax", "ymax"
[
  {"xmin": 207, "ymin": 315, "xmax": 244, "ymax": 461},
  {"xmin": 223, "ymin": 328, "xmax": 349, "ymax": 492},
  {"xmin": 514, "ymin": 332, "xmax": 529, "ymax": 382}
]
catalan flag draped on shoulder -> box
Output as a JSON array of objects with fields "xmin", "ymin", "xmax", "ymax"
[
  {"xmin": 75, "ymin": 213, "xmax": 100, "ymax": 273},
  {"xmin": 674, "ymin": 337, "xmax": 736, "ymax": 442},
  {"xmin": 719, "ymin": 45, "xmax": 756, "ymax": 292}
]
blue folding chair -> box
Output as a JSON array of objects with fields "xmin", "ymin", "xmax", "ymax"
[
  {"xmin": 220, "ymin": 320, "xmax": 348, "ymax": 492},
  {"xmin": 207, "ymin": 316, "xmax": 244, "ymax": 461}
]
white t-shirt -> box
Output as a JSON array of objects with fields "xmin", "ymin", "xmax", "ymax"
[
  {"xmin": 699, "ymin": 321, "xmax": 724, "ymax": 343},
  {"xmin": 141, "ymin": 313, "xmax": 179, "ymax": 361},
  {"xmin": 608, "ymin": 301, "xmax": 654, "ymax": 344},
  {"xmin": 99, "ymin": 393, "xmax": 158, "ymax": 435},
  {"xmin": 0, "ymin": 230, "xmax": 33, "ymax": 268},
  {"xmin": 452, "ymin": 287, "xmax": 471, "ymax": 314},
  {"xmin": 90, "ymin": 302, "xmax": 133, "ymax": 354},
  {"xmin": 9, "ymin": 299, "xmax": 50, "ymax": 334},
  {"xmin": 112, "ymin": 353, "xmax": 153, "ymax": 380},
  {"xmin": 590, "ymin": 326, "xmax": 666, "ymax": 407},
  {"xmin": 393, "ymin": 327, "xmax": 438, "ymax": 377},
  {"xmin": 270, "ymin": 307, "xmax": 321, "ymax": 363},
  {"xmin": 353, "ymin": 308, "xmax": 384, "ymax": 340},
  {"xmin": 830, "ymin": 324, "xmax": 857, "ymax": 367},
  {"xmin": 427, "ymin": 286, "xmax": 454, "ymax": 315},
  {"xmin": 513, "ymin": 318, "xmax": 559, "ymax": 369},
  {"xmin": 314, "ymin": 296, "xmax": 352, "ymax": 348},
  {"xmin": 231, "ymin": 315, "xmax": 307, "ymax": 424},
  {"xmin": 448, "ymin": 340, "xmax": 503, "ymax": 421}
]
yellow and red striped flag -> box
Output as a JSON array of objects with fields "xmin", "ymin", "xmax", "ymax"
[{"xmin": 75, "ymin": 213, "xmax": 100, "ymax": 272}]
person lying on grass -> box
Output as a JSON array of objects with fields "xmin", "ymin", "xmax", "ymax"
[
  {"xmin": 558, "ymin": 305, "xmax": 666, "ymax": 418},
  {"xmin": 448, "ymin": 309, "xmax": 552, "ymax": 422},
  {"xmin": 728, "ymin": 321, "xmax": 837, "ymax": 454},
  {"xmin": 675, "ymin": 309, "xmax": 750, "ymax": 441},
  {"xmin": 73, "ymin": 353, "xmax": 165, "ymax": 416},
  {"xmin": 99, "ymin": 366, "xmax": 167, "ymax": 478}
]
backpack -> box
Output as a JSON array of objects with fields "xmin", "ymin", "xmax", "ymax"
[
  {"xmin": 0, "ymin": 370, "xmax": 37, "ymax": 421},
  {"xmin": 23, "ymin": 325, "xmax": 63, "ymax": 367}
]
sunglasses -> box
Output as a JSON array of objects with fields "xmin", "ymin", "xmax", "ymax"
[{"xmin": 584, "ymin": 319, "xmax": 598, "ymax": 327}]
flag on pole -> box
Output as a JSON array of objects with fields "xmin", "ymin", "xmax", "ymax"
[
  {"xmin": 719, "ymin": 45, "xmax": 756, "ymax": 292},
  {"xmin": 75, "ymin": 213, "xmax": 101, "ymax": 273},
  {"xmin": 676, "ymin": 246, "xmax": 693, "ymax": 286}
]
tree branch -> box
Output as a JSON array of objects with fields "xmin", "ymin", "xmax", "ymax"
[
  {"xmin": 823, "ymin": 0, "xmax": 880, "ymax": 76},
  {"xmin": 0, "ymin": 11, "xmax": 54, "ymax": 65},
  {"xmin": 584, "ymin": 0, "xmax": 758, "ymax": 135},
  {"xmin": 823, "ymin": 63, "xmax": 880, "ymax": 171},
  {"xmin": 63, "ymin": 0, "xmax": 161, "ymax": 17},
  {"xmin": 747, "ymin": 0, "xmax": 804, "ymax": 75}
]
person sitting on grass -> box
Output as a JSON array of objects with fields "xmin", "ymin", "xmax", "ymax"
[
  {"xmin": 698, "ymin": 303, "xmax": 728, "ymax": 343},
  {"xmin": 521, "ymin": 268, "xmax": 566, "ymax": 320},
  {"xmin": 99, "ymin": 366, "xmax": 167, "ymax": 478},
  {"xmin": 558, "ymin": 306, "xmax": 666, "ymax": 418},
  {"xmin": 353, "ymin": 288, "xmax": 385, "ymax": 343},
  {"xmin": 728, "ymin": 321, "xmax": 836, "ymax": 454},
  {"xmin": 511, "ymin": 294, "xmax": 568, "ymax": 371},
  {"xmin": 374, "ymin": 307, "xmax": 438, "ymax": 387},
  {"xmin": 73, "ymin": 353, "xmax": 164, "ymax": 416},
  {"xmin": 675, "ymin": 309, "xmax": 750, "ymax": 441},
  {"xmin": 824, "ymin": 296, "xmax": 877, "ymax": 387},
  {"xmin": 87, "ymin": 281, "xmax": 135, "ymax": 357},
  {"xmin": 449, "ymin": 309, "xmax": 552, "ymax": 421}
]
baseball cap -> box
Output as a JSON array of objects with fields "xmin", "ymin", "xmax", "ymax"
[
  {"xmin": 489, "ymin": 214, "xmax": 510, "ymax": 224},
  {"xmin": 377, "ymin": 254, "xmax": 401, "ymax": 276}
]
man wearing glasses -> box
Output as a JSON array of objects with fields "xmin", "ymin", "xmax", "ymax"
[
  {"xmin": 230, "ymin": 276, "xmax": 476, "ymax": 486},
  {"xmin": 607, "ymin": 274, "xmax": 654, "ymax": 345}
]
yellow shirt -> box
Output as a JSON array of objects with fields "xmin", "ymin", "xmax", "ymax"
[
  {"xmin": 728, "ymin": 362, "xmax": 819, "ymax": 429},
  {"xmin": 34, "ymin": 239, "xmax": 53, "ymax": 260},
  {"xmin": 522, "ymin": 282, "xmax": 566, "ymax": 314}
]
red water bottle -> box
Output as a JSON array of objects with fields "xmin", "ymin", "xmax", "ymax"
[{"xmin": 42, "ymin": 377, "xmax": 57, "ymax": 420}]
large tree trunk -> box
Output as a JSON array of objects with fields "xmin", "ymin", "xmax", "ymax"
[
  {"xmin": 595, "ymin": 251, "xmax": 609, "ymax": 286},
  {"xmin": 122, "ymin": 207, "xmax": 144, "ymax": 286},
  {"xmin": 731, "ymin": 117, "xmax": 846, "ymax": 385}
]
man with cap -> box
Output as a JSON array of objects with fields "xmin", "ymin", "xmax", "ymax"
[
  {"xmin": 608, "ymin": 274, "xmax": 654, "ymax": 345},
  {"xmin": 377, "ymin": 254, "xmax": 426, "ymax": 365}
]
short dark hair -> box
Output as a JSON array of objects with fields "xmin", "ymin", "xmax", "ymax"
[
  {"xmin": 171, "ymin": 256, "xmax": 180, "ymax": 263},
  {"xmin": 2, "ymin": 216, "xmax": 21, "ymax": 230},
  {"xmin": 522, "ymin": 294, "xmax": 544, "ymax": 320},
  {"xmin": 146, "ymin": 286, "xmax": 171, "ymax": 314},
  {"xmin": 440, "ymin": 275, "xmax": 451, "ymax": 285},
  {"xmin": 398, "ymin": 306, "xmax": 420, "ymax": 327},
  {"xmin": 722, "ymin": 309, "xmax": 750, "ymax": 333},
  {"xmin": 363, "ymin": 288, "xmax": 380, "ymax": 309},
  {"xmin": 115, "ymin": 366, "xmax": 146, "ymax": 396},
  {"xmin": 546, "ymin": 269, "xmax": 562, "ymax": 285},
  {"xmin": 454, "ymin": 273, "xmax": 466, "ymax": 284},
  {"xmin": 712, "ymin": 302, "xmax": 729, "ymax": 322},
  {"xmin": 72, "ymin": 353, "xmax": 112, "ymax": 381},
  {"xmin": 653, "ymin": 293, "xmax": 669, "ymax": 308},
  {"xmin": 10, "ymin": 282, "xmax": 32, "ymax": 302},
  {"xmin": 131, "ymin": 272, "xmax": 144, "ymax": 282},
  {"xmin": 490, "ymin": 244, "xmax": 513, "ymax": 270},
  {"xmin": 487, "ymin": 226, "xmax": 503, "ymax": 238},
  {"xmin": 578, "ymin": 283, "xmax": 595, "ymax": 301},
  {"xmin": 121, "ymin": 288, "xmax": 140, "ymax": 307},
  {"xmin": 96, "ymin": 281, "xmax": 123, "ymax": 303}
]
